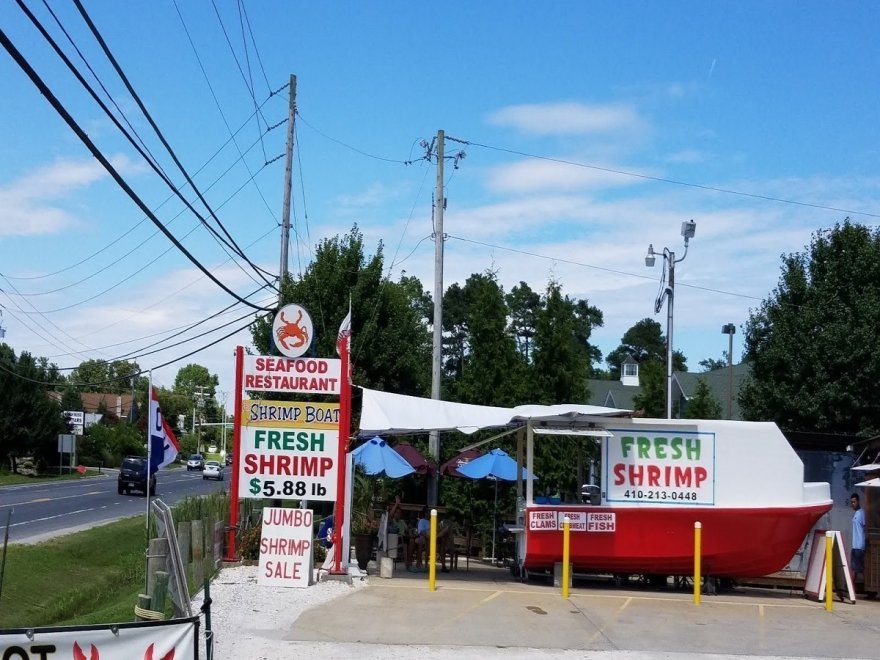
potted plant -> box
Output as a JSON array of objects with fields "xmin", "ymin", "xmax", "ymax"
[{"xmin": 350, "ymin": 469, "xmax": 378, "ymax": 570}]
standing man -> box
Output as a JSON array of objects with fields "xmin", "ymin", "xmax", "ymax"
[{"xmin": 850, "ymin": 493, "xmax": 867, "ymax": 582}]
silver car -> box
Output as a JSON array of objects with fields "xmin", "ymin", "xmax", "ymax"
[{"xmin": 203, "ymin": 460, "xmax": 224, "ymax": 481}]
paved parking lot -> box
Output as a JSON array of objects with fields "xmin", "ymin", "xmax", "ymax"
[{"xmin": 291, "ymin": 563, "xmax": 880, "ymax": 658}]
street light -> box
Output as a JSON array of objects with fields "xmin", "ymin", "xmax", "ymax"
[
  {"xmin": 646, "ymin": 220, "xmax": 696, "ymax": 419},
  {"xmin": 721, "ymin": 323, "xmax": 736, "ymax": 419}
]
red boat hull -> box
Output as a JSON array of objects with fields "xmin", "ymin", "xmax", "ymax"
[{"xmin": 522, "ymin": 503, "xmax": 831, "ymax": 578}]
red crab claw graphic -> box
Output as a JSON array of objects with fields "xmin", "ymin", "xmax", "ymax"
[
  {"xmin": 144, "ymin": 643, "xmax": 175, "ymax": 660},
  {"xmin": 72, "ymin": 642, "xmax": 99, "ymax": 660}
]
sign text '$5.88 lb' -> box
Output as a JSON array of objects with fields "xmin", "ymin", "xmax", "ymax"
[{"xmin": 248, "ymin": 476, "xmax": 327, "ymax": 499}]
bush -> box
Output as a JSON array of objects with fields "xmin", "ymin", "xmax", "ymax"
[{"xmin": 239, "ymin": 524, "xmax": 262, "ymax": 560}]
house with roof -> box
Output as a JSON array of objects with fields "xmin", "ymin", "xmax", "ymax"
[{"xmin": 587, "ymin": 357, "xmax": 751, "ymax": 420}]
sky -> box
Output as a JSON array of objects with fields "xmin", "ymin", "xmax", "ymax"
[{"xmin": 0, "ymin": 1, "xmax": 878, "ymax": 412}]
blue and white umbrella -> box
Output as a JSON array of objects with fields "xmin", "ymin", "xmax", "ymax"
[
  {"xmin": 457, "ymin": 448, "xmax": 534, "ymax": 481},
  {"xmin": 350, "ymin": 436, "xmax": 416, "ymax": 478},
  {"xmin": 456, "ymin": 448, "xmax": 535, "ymax": 563}
]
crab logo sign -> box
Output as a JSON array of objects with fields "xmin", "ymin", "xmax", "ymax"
[{"xmin": 272, "ymin": 304, "xmax": 314, "ymax": 358}]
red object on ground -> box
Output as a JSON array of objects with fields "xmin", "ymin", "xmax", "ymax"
[
  {"xmin": 76, "ymin": 464, "xmax": 86, "ymax": 475},
  {"xmin": 522, "ymin": 502, "xmax": 830, "ymax": 578},
  {"xmin": 225, "ymin": 345, "xmax": 244, "ymax": 562},
  {"xmin": 439, "ymin": 448, "xmax": 484, "ymax": 479},
  {"xmin": 393, "ymin": 441, "xmax": 437, "ymax": 475}
]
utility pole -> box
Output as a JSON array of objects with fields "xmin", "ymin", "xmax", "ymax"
[
  {"xmin": 428, "ymin": 129, "xmax": 445, "ymax": 507},
  {"xmin": 279, "ymin": 74, "xmax": 297, "ymax": 301},
  {"xmin": 722, "ymin": 323, "xmax": 736, "ymax": 419}
]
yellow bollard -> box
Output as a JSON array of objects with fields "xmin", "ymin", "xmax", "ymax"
[
  {"xmin": 825, "ymin": 531, "xmax": 833, "ymax": 612},
  {"xmin": 429, "ymin": 509, "xmax": 438, "ymax": 592},
  {"xmin": 562, "ymin": 516, "xmax": 571, "ymax": 599},
  {"xmin": 694, "ymin": 521, "xmax": 702, "ymax": 605}
]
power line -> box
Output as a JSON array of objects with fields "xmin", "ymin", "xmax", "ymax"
[
  {"xmin": 296, "ymin": 111, "xmax": 419, "ymax": 165},
  {"xmin": 238, "ymin": 0, "xmax": 272, "ymax": 94},
  {"xmin": 71, "ymin": 0, "xmax": 276, "ymax": 288},
  {"xmin": 446, "ymin": 233, "xmax": 765, "ymax": 303},
  {"xmin": 172, "ymin": 0, "xmax": 281, "ymax": 225},
  {"xmin": 0, "ymin": 27, "xmax": 272, "ymax": 312},
  {"xmin": 445, "ymin": 135, "xmax": 880, "ymax": 220}
]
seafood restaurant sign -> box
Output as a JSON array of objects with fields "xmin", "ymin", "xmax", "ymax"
[
  {"xmin": 238, "ymin": 400, "xmax": 339, "ymax": 502},
  {"xmin": 243, "ymin": 356, "xmax": 341, "ymax": 395},
  {"xmin": 604, "ymin": 430, "xmax": 716, "ymax": 505}
]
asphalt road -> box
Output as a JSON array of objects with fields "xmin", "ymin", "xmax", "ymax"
[{"xmin": 0, "ymin": 467, "xmax": 229, "ymax": 544}]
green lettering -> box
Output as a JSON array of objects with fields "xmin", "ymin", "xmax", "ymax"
[
  {"xmin": 254, "ymin": 429, "xmax": 267, "ymax": 448},
  {"xmin": 654, "ymin": 437, "xmax": 667, "ymax": 459},
  {"xmin": 670, "ymin": 437, "xmax": 682, "ymax": 459},
  {"xmin": 637, "ymin": 436, "xmax": 651, "ymax": 459},
  {"xmin": 621, "ymin": 436, "xmax": 635, "ymax": 458},
  {"xmin": 686, "ymin": 437, "xmax": 700, "ymax": 460},
  {"xmin": 311, "ymin": 432, "xmax": 325, "ymax": 451},
  {"xmin": 267, "ymin": 430, "xmax": 281, "ymax": 449}
]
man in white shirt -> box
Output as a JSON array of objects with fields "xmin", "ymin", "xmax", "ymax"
[{"xmin": 851, "ymin": 493, "xmax": 866, "ymax": 581}]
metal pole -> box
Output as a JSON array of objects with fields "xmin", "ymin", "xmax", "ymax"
[
  {"xmin": 225, "ymin": 347, "xmax": 244, "ymax": 561},
  {"xmin": 727, "ymin": 329, "xmax": 734, "ymax": 419},
  {"xmin": 279, "ymin": 74, "xmax": 296, "ymax": 294},
  {"xmin": 429, "ymin": 129, "xmax": 445, "ymax": 507},
  {"xmin": 666, "ymin": 252, "xmax": 675, "ymax": 419}
]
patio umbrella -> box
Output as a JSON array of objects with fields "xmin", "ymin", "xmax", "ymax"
[
  {"xmin": 457, "ymin": 448, "xmax": 535, "ymax": 563},
  {"xmin": 350, "ymin": 436, "xmax": 416, "ymax": 478},
  {"xmin": 393, "ymin": 441, "xmax": 437, "ymax": 475},
  {"xmin": 457, "ymin": 448, "xmax": 533, "ymax": 481},
  {"xmin": 439, "ymin": 448, "xmax": 484, "ymax": 478}
]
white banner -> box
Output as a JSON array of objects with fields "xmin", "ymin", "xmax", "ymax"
[
  {"xmin": 0, "ymin": 617, "xmax": 197, "ymax": 659},
  {"xmin": 243, "ymin": 355, "xmax": 341, "ymax": 395},
  {"xmin": 604, "ymin": 429, "xmax": 715, "ymax": 505},
  {"xmin": 259, "ymin": 507, "xmax": 314, "ymax": 588}
]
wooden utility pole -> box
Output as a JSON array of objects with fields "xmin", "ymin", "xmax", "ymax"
[
  {"xmin": 279, "ymin": 74, "xmax": 297, "ymax": 300},
  {"xmin": 428, "ymin": 130, "xmax": 445, "ymax": 506}
]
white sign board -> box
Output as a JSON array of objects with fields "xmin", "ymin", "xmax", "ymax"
[
  {"xmin": 64, "ymin": 410, "xmax": 84, "ymax": 435},
  {"xmin": 604, "ymin": 429, "xmax": 716, "ymax": 505},
  {"xmin": 243, "ymin": 355, "xmax": 341, "ymax": 395},
  {"xmin": 0, "ymin": 618, "xmax": 197, "ymax": 659},
  {"xmin": 528, "ymin": 510, "xmax": 616, "ymax": 533},
  {"xmin": 272, "ymin": 303, "xmax": 314, "ymax": 358},
  {"xmin": 259, "ymin": 507, "xmax": 314, "ymax": 587},
  {"xmin": 57, "ymin": 433, "xmax": 75, "ymax": 454},
  {"xmin": 238, "ymin": 401, "xmax": 339, "ymax": 502}
]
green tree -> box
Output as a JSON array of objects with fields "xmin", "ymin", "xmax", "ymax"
[
  {"xmin": 506, "ymin": 281, "xmax": 540, "ymax": 362},
  {"xmin": 699, "ymin": 354, "xmax": 728, "ymax": 372},
  {"xmin": 685, "ymin": 379, "xmax": 722, "ymax": 419},
  {"xmin": 531, "ymin": 280, "xmax": 601, "ymax": 405},
  {"xmin": 740, "ymin": 220, "xmax": 880, "ymax": 435},
  {"xmin": 68, "ymin": 359, "xmax": 140, "ymax": 394},
  {"xmin": 60, "ymin": 386, "xmax": 83, "ymax": 412},
  {"xmin": 250, "ymin": 225, "xmax": 432, "ymax": 401},
  {"xmin": 445, "ymin": 273, "xmax": 525, "ymax": 406},
  {"xmin": 604, "ymin": 318, "xmax": 687, "ymax": 380},
  {"xmin": 0, "ymin": 345, "xmax": 66, "ymax": 471},
  {"xmin": 632, "ymin": 359, "xmax": 666, "ymax": 417}
]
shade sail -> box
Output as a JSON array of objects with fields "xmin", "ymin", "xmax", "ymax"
[
  {"xmin": 350, "ymin": 436, "xmax": 415, "ymax": 478},
  {"xmin": 855, "ymin": 477, "xmax": 880, "ymax": 487},
  {"xmin": 457, "ymin": 448, "xmax": 534, "ymax": 481},
  {"xmin": 357, "ymin": 386, "xmax": 629, "ymax": 435},
  {"xmin": 393, "ymin": 441, "xmax": 437, "ymax": 475}
]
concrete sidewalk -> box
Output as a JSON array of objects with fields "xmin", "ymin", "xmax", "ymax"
[{"xmin": 291, "ymin": 562, "xmax": 880, "ymax": 658}]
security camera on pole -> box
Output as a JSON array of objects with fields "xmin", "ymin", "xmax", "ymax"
[{"xmin": 645, "ymin": 220, "xmax": 696, "ymax": 419}]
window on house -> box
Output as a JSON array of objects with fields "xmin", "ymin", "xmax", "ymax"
[{"xmin": 623, "ymin": 363, "xmax": 638, "ymax": 377}]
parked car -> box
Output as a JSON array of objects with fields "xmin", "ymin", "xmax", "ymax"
[
  {"xmin": 186, "ymin": 453, "xmax": 205, "ymax": 471},
  {"xmin": 581, "ymin": 484, "xmax": 601, "ymax": 504},
  {"xmin": 203, "ymin": 461, "xmax": 224, "ymax": 481},
  {"xmin": 118, "ymin": 455, "xmax": 156, "ymax": 496}
]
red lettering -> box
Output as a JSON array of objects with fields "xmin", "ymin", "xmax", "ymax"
[
  {"xmin": 675, "ymin": 466, "xmax": 692, "ymax": 487},
  {"xmin": 256, "ymin": 357, "xmax": 266, "ymax": 371},
  {"xmin": 647, "ymin": 465, "xmax": 660, "ymax": 486},
  {"xmin": 244, "ymin": 453, "xmax": 258, "ymax": 474},
  {"xmin": 695, "ymin": 467, "xmax": 708, "ymax": 487},
  {"xmin": 613, "ymin": 463, "xmax": 626, "ymax": 485}
]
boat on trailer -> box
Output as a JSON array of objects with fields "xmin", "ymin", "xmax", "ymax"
[{"xmin": 357, "ymin": 388, "xmax": 832, "ymax": 579}]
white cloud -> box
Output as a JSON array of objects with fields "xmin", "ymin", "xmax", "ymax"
[
  {"xmin": 0, "ymin": 155, "xmax": 139, "ymax": 236},
  {"xmin": 485, "ymin": 159, "xmax": 656, "ymax": 194},
  {"xmin": 664, "ymin": 149, "xmax": 706, "ymax": 164},
  {"xmin": 487, "ymin": 101, "xmax": 644, "ymax": 136}
]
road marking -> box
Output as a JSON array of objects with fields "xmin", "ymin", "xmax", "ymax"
[
  {"xmin": 586, "ymin": 596, "xmax": 631, "ymax": 645},
  {"xmin": 10, "ymin": 505, "xmax": 105, "ymax": 527},
  {"xmin": 427, "ymin": 589, "xmax": 505, "ymax": 634}
]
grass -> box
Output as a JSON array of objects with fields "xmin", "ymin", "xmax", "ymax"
[
  {"xmin": 0, "ymin": 491, "xmax": 249, "ymax": 628},
  {"xmin": 0, "ymin": 468, "xmax": 102, "ymax": 487},
  {"xmin": 0, "ymin": 516, "xmax": 148, "ymax": 627}
]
